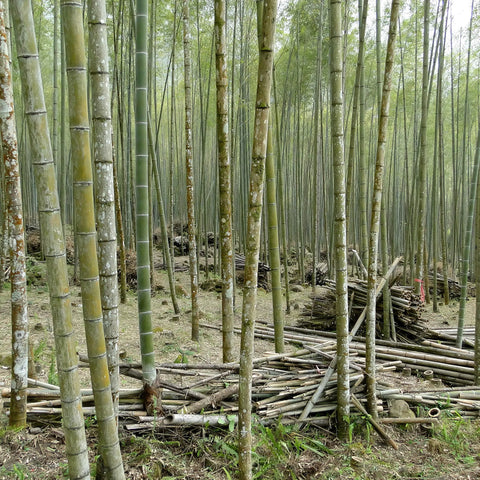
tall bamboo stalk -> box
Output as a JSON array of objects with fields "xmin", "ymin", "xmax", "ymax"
[
  {"xmin": 256, "ymin": 1, "xmax": 284, "ymax": 354},
  {"xmin": 214, "ymin": 0, "xmax": 235, "ymax": 362},
  {"xmin": 346, "ymin": 0, "xmax": 369, "ymax": 257},
  {"xmin": 182, "ymin": 0, "xmax": 200, "ymax": 342},
  {"xmin": 457, "ymin": 121, "xmax": 480, "ymax": 347},
  {"xmin": 414, "ymin": 0, "xmax": 430, "ymax": 293},
  {"xmin": 475, "ymin": 132, "xmax": 480, "ymax": 384},
  {"xmin": 61, "ymin": 0, "xmax": 124, "ymax": 476},
  {"xmin": 135, "ymin": 0, "xmax": 156, "ymax": 385},
  {"xmin": 238, "ymin": 1, "xmax": 277, "ymax": 478},
  {"xmin": 329, "ymin": 0, "xmax": 350, "ymax": 439},
  {"xmin": 10, "ymin": 0, "xmax": 90, "ymax": 476},
  {"xmin": 365, "ymin": 0, "xmax": 400, "ymax": 418},
  {"xmin": 0, "ymin": 0, "xmax": 27, "ymax": 428},
  {"xmin": 88, "ymin": 0, "xmax": 121, "ymax": 416}
]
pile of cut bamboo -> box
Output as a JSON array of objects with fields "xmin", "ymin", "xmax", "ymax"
[
  {"xmin": 427, "ymin": 273, "xmax": 464, "ymax": 299},
  {"xmin": 4, "ymin": 325, "xmax": 480, "ymax": 436},
  {"xmin": 300, "ymin": 279, "xmax": 427, "ymax": 341},
  {"xmin": 235, "ymin": 253, "xmax": 270, "ymax": 290}
]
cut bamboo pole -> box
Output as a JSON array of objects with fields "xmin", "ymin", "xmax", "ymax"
[
  {"xmin": 178, "ymin": 383, "xmax": 240, "ymax": 414},
  {"xmin": 164, "ymin": 413, "xmax": 238, "ymax": 427},
  {"xmin": 380, "ymin": 417, "xmax": 439, "ymax": 424},
  {"xmin": 351, "ymin": 395, "xmax": 398, "ymax": 450}
]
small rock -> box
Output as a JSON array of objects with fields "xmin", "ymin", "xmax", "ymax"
[{"xmin": 388, "ymin": 399, "xmax": 416, "ymax": 419}]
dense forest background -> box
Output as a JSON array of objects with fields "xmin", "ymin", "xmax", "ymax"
[{"xmin": 2, "ymin": 0, "xmax": 478, "ymax": 282}]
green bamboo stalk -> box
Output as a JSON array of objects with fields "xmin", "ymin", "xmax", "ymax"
[
  {"xmin": 457, "ymin": 121, "xmax": 480, "ymax": 348},
  {"xmin": 475, "ymin": 128, "xmax": 480, "ymax": 383},
  {"xmin": 238, "ymin": 1, "xmax": 277, "ymax": 478},
  {"xmin": 345, "ymin": 0, "xmax": 369, "ymax": 257},
  {"xmin": 266, "ymin": 120, "xmax": 284, "ymax": 353},
  {"xmin": 414, "ymin": 0, "xmax": 430, "ymax": 293},
  {"xmin": 329, "ymin": 0, "xmax": 350, "ymax": 440},
  {"xmin": 214, "ymin": 0, "xmax": 235, "ymax": 362},
  {"xmin": 61, "ymin": 0, "xmax": 124, "ymax": 476},
  {"xmin": 169, "ymin": 1, "xmax": 177, "ymax": 277},
  {"xmin": 88, "ymin": 0, "xmax": 121, "ymax": 416},
  {"xmin": 182, "ymin": 0, "xmax": 200, "ymax": 342},
  {"xmin": 135, "ymin": 0, "xmax": 156, "ymax": 385},
  {"xmin": 431, "ymin": 0, "xmax": 448, "ymax": 314},
  {"xmin": 273, "ymin": 71, "xmax": 291, "ymax": 314},
  {"xmin": 256, "ymin": 0, "xmax": 284, "ymax": 354},
  {"xmin": 9, "ymin": 0, "xmax": 90, "ymax": 476},
  {"xmin": 147, "ymin": 112, "xmax": 180, "ymax": 315},
  {"xmin": 365, "ymin": 0, "xmax": 400, "ymax": 418},
  {"xmin": 0, "ymin": 0, "xmax": 27, "ymax": 428}
]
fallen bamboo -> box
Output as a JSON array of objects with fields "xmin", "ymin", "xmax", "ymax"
[
  {"xmin": 379, "ymin": 417, "xmax": 439, "ymax": 425},
  {"xmin": 27, "ymin": 378, "xmax": 60, "ymax": 390},
  {"xmin": 298, "ymin": 257, "xmax": 403, "ymax": 422},
  {"xmin": 351, "ymin": 395, "xmax": 398, "ymax": 450},
  {"xmin": 162, "ymin": 413, "xmax": 237, "ymax": 427},
  {"xmin": 178, "ymin": 383, "xmax": 240, "ymax": 414}
]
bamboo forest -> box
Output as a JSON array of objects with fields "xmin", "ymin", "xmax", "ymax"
[{"xmin": 1, "ymin": 0, "xmax": 480, "ymax": 478}]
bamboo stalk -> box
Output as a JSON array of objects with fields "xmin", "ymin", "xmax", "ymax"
[
  {"xmin": 351, "ymin": 395, "xmax": 398, "ymax": 450},
  {"xmin": 178, "ymin": 383, "xmax": 240, "ymax": 414},
  {"xmin": 379, "ymin": 417, "xmax": 439, "ymax": 424},
  {"xmin": 164, "ymin": 413, "xmax": 237, "ymax": 427}
]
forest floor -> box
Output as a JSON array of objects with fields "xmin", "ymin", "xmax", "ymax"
[{"xmin": 0, "ymin": 254, "xmax": 480, "ymax": 479}]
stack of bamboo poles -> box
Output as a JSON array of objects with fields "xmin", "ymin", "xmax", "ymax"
[
  {"xmin": 2, "ymin": 285, "xmax": 480, "ymax": 435},
  {"xmin": 252, "ymin": 322, "xmax": 476, "ymax": 385},
  {"xmin": 235, "ymin": 253, "xmax": 270, "ymax": 290},
  {"xmin": 4, "ymin": 326, "xmax": 480, "ymax": 433},
  {"xmin": 427, "ymin": 273, "xmax": 464, "ymax": 299},
  {"xmin": 300, "ymin": 279, "xmax": 427, "ymax": 341},
  {"xmin": 428, "ymin": 326, "xmax": 475, "ymax": 348}
]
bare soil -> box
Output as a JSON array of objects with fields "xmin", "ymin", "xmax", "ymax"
[{"xmin": 0, "ymin": 258, "xmax": 479, "ymax": 479}]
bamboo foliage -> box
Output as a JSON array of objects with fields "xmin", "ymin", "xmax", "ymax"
[
  {"xmin": 61, "ymin": 0, "xmax": 125, "ymax": 476},
  {"xmin": 9, "ymin": 0, "xmax": 90, "ymax": 476},
  {"xmin": 238, "ymin": 1, "xmax": 277, "ymax": 478},
  {"xmin": 0, "ymin": 0, "xmax": 27, "ymax": 428}
]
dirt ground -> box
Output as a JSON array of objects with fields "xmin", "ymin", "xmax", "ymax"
[{"xmin": 0, "ymin": 257, "xmax": 479, "ymax": 479}]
